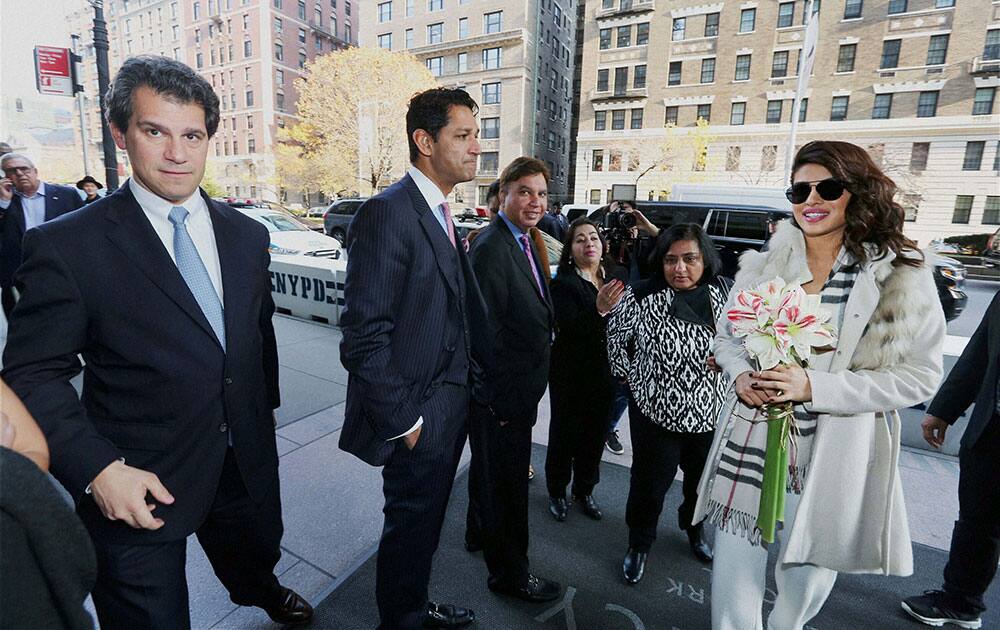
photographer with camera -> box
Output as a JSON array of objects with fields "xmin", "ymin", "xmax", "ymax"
[{"xmin": 601, "ymin": 200, "xmax": 659, "ymax": 283}]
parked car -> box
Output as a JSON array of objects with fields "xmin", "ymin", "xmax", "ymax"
[
  {"xmin": 229, "ymin": 204, "xmax": 343, "ymax": 260},
  {"xmin": 933, "ymin": 254, "xmax": 968, "ymax": 322},
  {"xmin": 323, "ymin": 198, "xmax": 367, "ymax": 242}
]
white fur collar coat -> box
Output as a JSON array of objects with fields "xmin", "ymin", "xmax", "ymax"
[{"xmin": 694, "ymin": 220, "xmax": 946, "ymax": 575}]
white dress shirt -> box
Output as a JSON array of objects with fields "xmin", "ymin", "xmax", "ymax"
[
  {"xmin": 0, "ymin": 182, "xmax": 48, "ymax": 230},
  {"xmin": 129, "ymin": 178, "xmax": 224, "ymax": 302}
]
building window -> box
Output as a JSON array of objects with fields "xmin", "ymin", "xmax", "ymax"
[
  {"xmin": 592, "ymin": 149, "xmax": 604, "ymax": 171},
  {"xmin": 963, "ymin": 141, "xmax": 985, "ymax": 170},
  {"xmin": 917, "ymin": 91, "xmax": 938, "ymax": 117},
  {"xmin": 761, "ymin": 145, "xmax": 777, "ymax": 170},
  {"xmin": 880, "ymin": 40, "xmax": 900, "ymax": 68},
  {"xmin": 617, "ymin": 25, "xmax": 631, "ymax": 47},
  {"xmin": 844, "ymin": 0, "xmax": 863, "ymax": 18},
  {"xmin": 594, "ymin": 110, "xmax": 607, "ymax": 130},
  {"xmin": 985, "ymin": 29, "xmax": 1000, "ymax": 61},
  {"xmin": 837, "ymin": 44, "xmax": 856, "ymax": 72},
  {"xmin": 665, "ymin": 106, "xmax": 679, "ymax": 125},
  {"xmin": 631, "ymin": 108, "xmax": 644, "ymax": 129},
  {"xmin": 483, "ymin": 47, "xmax": 501, "ymax": 69},
  {"xmin": 459, "ymin": 17, "xmax": 469, "ymax": 38},
  {"xmin": 926, "ymin": 34, "xmax": 949, "ymax": 65},
  {"xmin": 428, "ymin": 0, "xmax": 442, "ymax": 10},
  {"xmin": 378, "ymin": 33, "xmax": 392, "ymax": 49},
  {"xmin": 734, "ymin": 54, "xmax": 751, "ymax": 80},
  {"xmin": 427, "ymin": 23, "xmax": 442, "ymax": 44},
  {"xmin": 274, "ymin": 41, "xmax": 283, "ymax": 60},
  {"xmin": 481, "ymin": 117, "xmax": 500, "ymax": 138},
  {"xmin": 730, "ymin": 101, "xmax": 746, "ymax": 125},
  {"xmin": 405, "ymin": 28, "xmax": 413, "ymax": 47},
  {"xmin": 994, "ymin": 143, "xmax": 999, "ymax": 171},
  {"xmin": 636, "ymin": 22, "xmax": 649, "ymax": 45},
  {"xmin": 274, "ymin": 17, "xmax": 282, "ymax": 32},
  {"xmin": 243, "ymin": 39, "xmax": 252, "ymax": 57},
  {"xmin": 739, "ymin": 8, "xmax": 756, "ymax": 32},
  {"xmin": 426, "ymin": 56, "xmax": 442, "ymax": 76},
  {"xmin": 484, "ymin": 11, "xmax": 502, "ymax": 33},
  {"xmin": 771, "ymin": 51, "xmax": 789, "ymax": 78},
  {"xmin": 726, "ymin": 146, "xmax": 741, "ymax": 171},
  {"xmin": 298, "ymin": 51, "xmax": 307, "ymax": 69},
  {"xmin": 672, "ymin": 17, "xmax": 685, "ymax": 41},
  {"xmin": 983, "ymin": 196, "xmax": 1000, "ymax": 224},
  {"xmin": 590, "ymin": 190, "xmax": 602, "ymax": 204},
  {"xmin": 479, "ymin": 152, "xmax": 499, "ymax": 174},
  {"xmin": 599, "ymin": 28, "xmax": 611, "ymax": 50},
  {"xmin": 457, "ymin": 52, "xmax": 467, "ymax": 72},
  {"xmin": 668, "ymin": 61, "xmax": 682, "ymax": 85},
  {"xmin": 910, "ymin": 142, "xmax": 929, "ymax": 172},
  {"xmin": 609, "ymin": 150, "xmax": 622, "ymax": 171},
  {"xmin": 245, "ymin": 89, "xmax": 254, "ymax": 106},
  {"xmin": 298, "ymin": 0, "xmax": 306, "ymax": 18},
  {"xmin": 700, "ymin": 58, "xmax": 715, "ymax": 83},
  {"xmin": 830, "ymin": 95, "xmax": 849, "ymax": 120},
  {"xmin": 872, "ymin": 93, "xmax": 892, "ymax": 119},
  {"xmin": 696, "ymin": 103, "xmax": 711, "ymax": 122},
  {"xmin": 196, "ymin": 52, "xmax": 204, "ymax": 68},
  {"xmin": 973, "ymin": 87, "xmax": 996, "ymax": 115},
  {"xmin": 614, "ymin": 67, "xmax": 628, "ymax": 95},
  {"xmin": 482, "ymin": 82, "xmax": 501, "ymax": 104},
  {"xmin": 596, "ymin": 68, "xmax": 609, "ymax": 91},
  {"xmin": 935, "ymin": 0, "xmax": 954, "ymax": 6},
  {"xmin": 778, "ymin": 2, "xmax": 795, "ymax": 26},
  {"xmin": 633, "ymin": 64, "xmax": 646, "ymax": 88},
  {"xmin": 952, "ymin": 195, "xmax": 973, "ymax": 224},
  {"xmin": 248, "ymin": 137, "xmax": 256, "ymax": 153},
  {"xmin": 405, "ymin": 0, "xmax": 413, "ymax": 15},
  {"xmin": 887, "ymin": 0, "xmax": 907, "ymax": 14},
  {"xmin": 705, "ymin": 12, "xmax": 719, "ymax": 37},
  {"xmin": 766, "ymin": 100, "xmax": 783, "ymax": 123},
  {"xmin": 193, "ymin": 1, "xmax": 201, "ymax": 19}
]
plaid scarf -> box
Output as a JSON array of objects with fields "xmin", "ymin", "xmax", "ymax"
[{"xmin": 702, "ymin": 249, "xmax": 858, "ymax": 546}]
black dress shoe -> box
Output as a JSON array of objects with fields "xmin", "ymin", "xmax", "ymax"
[
  {"xmin": 687, "ymin": 525, "xmax": 713, "ymax": 564},
  {"xmin": 548, "ymin": 496, "xmax": 568, "ymax": 522},
  {"xmin": 622, "ymin": 548, "xmax": 647, "ymax": 585},
  {"xmin": 262, "ymin": 587, "xmax": 314, "ymax": 625},
  {"xmin": 488, "ymin": 574, "xmax": 561, "ymax": 603},
  {"xmin": 574, "ymin": 495, "xmax": 602, "ymax": 521},
  {"xmin": 423, "ymin": 601, "xmax": 476, "ymax": 628}
]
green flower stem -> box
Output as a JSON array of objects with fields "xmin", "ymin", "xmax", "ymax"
[{"xmin": 758, "ymin": 402, "xmax": 793, "ymax": 544}]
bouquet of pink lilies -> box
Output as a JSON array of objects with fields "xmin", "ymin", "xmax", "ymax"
[{"xmin": 726, "ymin": 278, "xmax": 837, "ymax": 543}]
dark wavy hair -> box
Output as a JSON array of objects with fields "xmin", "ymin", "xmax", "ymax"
[
  {"xmin": 406, "ymin": 88, "xmax": 479, "ymax": 163},
  {"xmin": 556, "ymin": 218, "xmax": 613, "ymax": 275},
  {"xmin": 791, "ymin": 140, "xmax": 922, "ymax": 268},
  {"xmin": 106, "ymin": 55, "xmax": 220, "ymax": 137},
  {"xmin": 649, "ymin": 223, "xmax": 722, "ymax": 287}
]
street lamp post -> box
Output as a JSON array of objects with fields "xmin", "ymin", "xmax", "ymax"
[{"xmin": 89, "ymin": 0, "xmax": 119, "ymax": 190}]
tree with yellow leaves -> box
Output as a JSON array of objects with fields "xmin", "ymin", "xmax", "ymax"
[{"xmin": 276, "ymin": 47, "xmax": 437, "ymax": 199}]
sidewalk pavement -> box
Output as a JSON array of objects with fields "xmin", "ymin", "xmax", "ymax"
[{"xmin": 82, "ymin": 314, "xmax": 960, "ymax": 628}]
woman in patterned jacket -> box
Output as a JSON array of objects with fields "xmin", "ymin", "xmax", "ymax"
[{"xmin": 607, "ymin": 223, "xmax": 732, "ymax": 585}]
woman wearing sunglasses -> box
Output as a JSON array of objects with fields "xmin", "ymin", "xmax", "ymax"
[{"xmin": 694, "ymin": 140, "xmax": 946, "ymax": 629}]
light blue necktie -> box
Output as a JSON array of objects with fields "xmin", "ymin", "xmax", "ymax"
[{"xmin": 168, "ymin": 206, "xmax": 226, "ymax": 351}]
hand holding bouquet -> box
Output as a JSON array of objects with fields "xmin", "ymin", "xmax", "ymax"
[{"xmin": 726, "ymin": 278, "xmax": 837, "ymax": 543}]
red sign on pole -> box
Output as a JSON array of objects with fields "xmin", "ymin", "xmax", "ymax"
[{"xmin": 34, "ymin": 46, "xmax": 74, "ymax": 97}]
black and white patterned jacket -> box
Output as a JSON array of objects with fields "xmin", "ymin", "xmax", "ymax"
[{"xmin": 607, "ymin": 279, "xmax": 731, "ymax": 432}]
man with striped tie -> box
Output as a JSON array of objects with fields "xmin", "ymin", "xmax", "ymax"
[{"xmin": 1, "ymin": 56, "xmax": 312, "ymax": 629}]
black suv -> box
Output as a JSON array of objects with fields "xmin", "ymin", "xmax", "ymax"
[
  {"xmin": 620, "ymin": 201, "xmax": 966, "ymax": 321},
  {"xmin": 323, "ymin": 198, "xmax": 367, "ymax": 242}
]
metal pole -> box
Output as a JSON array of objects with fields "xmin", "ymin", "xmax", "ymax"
[
  {"xmin": 71, "ymin": 34, "xmax": 91, "ymax": 176},
  {"xmin": 91, "ymin": 0, "xmax": 119, "ymax": 190}
]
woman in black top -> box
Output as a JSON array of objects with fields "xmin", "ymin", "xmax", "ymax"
[
  {"xmin": 544, "ymin": 218, "xmax": 626, "ymax": 523},
  {"xmin": 607, "ymin": 223, "xmax": 732, "ymax": 584}
]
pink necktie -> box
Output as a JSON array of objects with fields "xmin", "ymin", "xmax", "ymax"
[
  {"xmin": 439, "ymin": 202, "xmax": 456, "ymax": 248},
  {"xmin": 519, "ymin": 234, "xmax": 545, "ymax": 296}
]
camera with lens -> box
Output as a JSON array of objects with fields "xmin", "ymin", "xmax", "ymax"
[{"xmin": 601, "ymin": 184, "xmax": 639, "ymax": 246}]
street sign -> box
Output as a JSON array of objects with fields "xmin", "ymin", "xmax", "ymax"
[{"xmin": 34, "ymin": 46, "xmax": 74, "ymax": 97}]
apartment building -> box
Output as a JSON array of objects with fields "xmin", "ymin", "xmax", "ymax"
[
  {"xmin": 573, "ymin": 0, "xmax": 1000, "ymax": 245},
  {"xmin": 361, "ymin": 0, "xmax": 579, "ymax": 205}
]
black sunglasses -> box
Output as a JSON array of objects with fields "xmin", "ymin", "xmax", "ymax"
[{"xmin": 785, "ymin": 178, "xmax": 847, "ymax": 204}]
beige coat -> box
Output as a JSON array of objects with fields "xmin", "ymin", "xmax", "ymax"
[{"xmin": 694, "ymin": 220, "xmax": 946, "ymax": 575}]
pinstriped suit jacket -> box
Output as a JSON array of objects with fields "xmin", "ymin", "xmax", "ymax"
[{"xmin": 339, "ymin": 175, "xmax": 492, "ymax": 466}]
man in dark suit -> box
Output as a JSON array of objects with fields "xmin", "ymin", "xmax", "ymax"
[
  {"xmin": 0, "ymin": 152, "xmax": 85, "ymax": 316},
  {"xmin": 339, "ymin": 87, "xmax": 490, "ymax": 630},
  {"xmin": 468, "ymin": 157, "xmax": 561, "ymax": 602},
  {"xmin": 902, "ymin": 292, "xmax": 1000, "ymax": 628},
  {"xmin": 1, "ymin": 56, "xmax": 312, "ymax": 629}
]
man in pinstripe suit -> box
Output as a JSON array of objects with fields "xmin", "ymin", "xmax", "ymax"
[{"xmin": 339, "ymin": 88, "xmax": 491, "ymax": 630}]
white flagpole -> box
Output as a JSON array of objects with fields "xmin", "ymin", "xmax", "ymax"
[{"xmin": 785, "ymin": 0, "xmax": 821, "ymax": 177}]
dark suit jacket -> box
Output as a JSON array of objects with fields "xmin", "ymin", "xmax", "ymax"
[
  {"xmin": 0, "ymin": 182, "xmax": 84, "ymax": 289},
  {"xmin": 536, "ymin": 213, "xmax": 565, "ymax": 242},
  {"xmin": 927, "ymin": 291, "xmax": 1000, "ymax": 450},
  {"xmin": 469, "ymin": 216, "xmax": 554, "ymax": 424},
  {"xmin": 339, "ymin": 174, "xmax": 491, "ymax": 466},
  {"xmin": 1, "ymin": 184, "xmax": 281, "ymax": 545}
]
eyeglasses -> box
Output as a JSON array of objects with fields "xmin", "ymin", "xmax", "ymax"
[{"xmin": 785, "ymin": 178, "xmax": 847, "ymax": 204}]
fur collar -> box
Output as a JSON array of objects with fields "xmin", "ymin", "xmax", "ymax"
[{"xmin": 732, "ymin": 220, "xmax": 936, "ymax": 371}]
